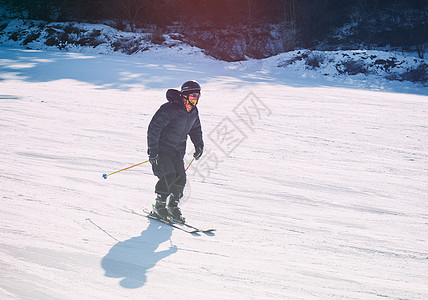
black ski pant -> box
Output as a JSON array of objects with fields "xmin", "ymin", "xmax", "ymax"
[{"xmin": 152, "ymin": 150, "xmax": 186, "ymax": 199}]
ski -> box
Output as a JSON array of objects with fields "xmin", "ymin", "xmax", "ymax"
[
  {"xmin": 169, "ymin": 217, "xmax": 216, "ymax": 234},
  {"xmin": 121, "ymin": 208, "xmax": 200, "ymax": 234},
  {"xmin": 145, "ymin": 212, "xmax": 200, "ymax": 235},
  {"xmin": 143, "ymin": 209, "xmax": 216, "ymax": 234}
]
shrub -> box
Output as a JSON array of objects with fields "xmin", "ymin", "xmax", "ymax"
[
  {"xmin": 373, "ymin": 58, "xmax": 401, "ymax": 72},
  {"xmin": 399, "ymin": 64, "xmax": 427, "ymax": 85},
  {"xmin": 278, "ymin": 51, "xmax": 310, "ymax": 67},
  {"xmin": 45, "ymin": 37, "xmax": 59, "ymax": 46},
  {"xmin": 0, "ymin": 23, "xmax": 7, "ymax": 32},
  {"xmin": 89, "ymin": 29, "xmax": 101, "ymax": 38},
  {"xmin": 63, "ymin": 24, "xmax": 80, "ymax": 35},
  {"xmin": 9, "ymin": 32, "xmax": 22, "ymax": 41},
  {"xmin": 305, "ymin": 52, "xmax": 325, "ymax": 69},
  {"xmin": 151, "ymin": 32, "xmax": 166, "ymax": 45},
  {"xmin": 76, "ymin": 30, "xmax": 102, "ymax": 47},
  {"xmin": 336, "ymin": 59, "xmax": 368, "ymax": 75},
  {"xmin": 23, "ymin": 31, "xmax": 41, "ymax": 45},
  {"xmin": 150, "ymin": 25, "xmax": 166, "ymax": 45},
  {"xmin": 112, "ymin": 38, "xmax": 145, "ymax": 54}
]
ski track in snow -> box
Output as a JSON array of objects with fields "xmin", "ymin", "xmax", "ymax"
[{"xmin": 0, "ymin": 45, "xmax": 428, "ymax": 299}]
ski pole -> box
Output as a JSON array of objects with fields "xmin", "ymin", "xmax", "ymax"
[
  {"xmin": 185, "ymin": 157, "xmax": 195, "ymax": 172},
  {"xmin": 102, "ymin": 160, "xmax": 150, "ymax": 179}
]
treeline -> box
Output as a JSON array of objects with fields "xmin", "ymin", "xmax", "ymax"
[
  {"xmin": 3, "ymin": 0, "xmax": 427, "ymax": 50},
  {"xmin": 5, "ymin": 1, "xmax": 425, "ymax": 26}
]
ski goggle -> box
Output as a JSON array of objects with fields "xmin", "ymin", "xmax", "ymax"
[
  {"xmin": 184, "ymin": 92, "xmax": 200, "ymax": 98},
  {"xmin": 183, "ymin": 92, "xmax": 200, "ymax": 105}
]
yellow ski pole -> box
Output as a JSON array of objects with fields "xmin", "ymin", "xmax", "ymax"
[
  {"xmin": 102, "ymin": 160, "xmax": 150, "ymax": 179},
  {"xmin": 185, "ymin": 157, "xmax": 195, "ymax": 172}
]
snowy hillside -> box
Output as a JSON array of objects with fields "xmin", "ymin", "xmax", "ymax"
[
  {"xmin": 1, "ymin": 41, "xmax": 428, "ymax": 300},
  {"xmin": 1, "ymin": 19, "xmax": 426, "ymax": 87}
]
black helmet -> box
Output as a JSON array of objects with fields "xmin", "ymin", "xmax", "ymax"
[{"xmin": 181, "ymin": 80, "xmax": 201, "ymax": 94}]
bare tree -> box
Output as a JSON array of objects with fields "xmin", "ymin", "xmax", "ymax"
[
  {"xmin": 108, "ymin": 0, "xmax": 147, "ymax": 31},
  {"xmin": 280, "ymin": 0, "xmax": 299, "ymax": 50}
]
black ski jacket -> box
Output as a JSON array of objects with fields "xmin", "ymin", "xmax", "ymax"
[{"xmin": 147, "ymin": 89, "xmax": 203, "ymax": 157}]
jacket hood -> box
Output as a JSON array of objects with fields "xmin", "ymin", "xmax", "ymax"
[{"xmin": 166, "ymin": 89, "xmax": 182, "ymax": 104}]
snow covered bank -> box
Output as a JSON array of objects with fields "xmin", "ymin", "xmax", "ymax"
[
  {"xmin": 1, "ymin": 19, "xmax": 427, "ymax": 88},
  {"xmin": 0, "ymin": 19, "xmax": 180, "ymax": 55},
  {"xmin": 271, "ymin": 49, "xmax": 427, "ymax": 86}
]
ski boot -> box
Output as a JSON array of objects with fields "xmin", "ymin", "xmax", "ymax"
[
  {"xmin": 152, "ymin": 194, "xmax": 168, "ymax": 219},
  {"xmin": 167, "ymin": 194, "xmax": 185, "ymax": 222}
]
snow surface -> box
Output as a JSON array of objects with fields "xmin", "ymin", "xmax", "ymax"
[{"xmin": 1, "ymin": 44, "xmax": 428, "ymax": 300}]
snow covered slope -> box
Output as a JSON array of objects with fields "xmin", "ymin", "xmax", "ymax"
[{"xmin": 1, "ymin": 45, "xmax": 427, "ymax": 299}]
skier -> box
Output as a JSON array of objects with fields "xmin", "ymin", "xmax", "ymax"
[{"xmin": 147, "ymin": 80, "xmax": 204, "ymax": 221}]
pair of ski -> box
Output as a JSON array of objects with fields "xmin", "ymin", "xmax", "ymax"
[{"xmin": 142, "ymin": 209, "xmax": 216, "ymax": 235}]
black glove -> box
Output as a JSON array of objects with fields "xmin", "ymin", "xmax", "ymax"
[
  {"xmin": 149, "ymin": 154, "xmax": 159, "ymax": 166},
  {"xmin": 193, "ymin": 144, "xmax": 203, "ymax": 160},
  {"xmin": 148, "ymin": 148, "xmax": 159, "ymax": 165}
]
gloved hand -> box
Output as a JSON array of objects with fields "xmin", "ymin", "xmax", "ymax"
[
  {"xmin": 148, "ymin": 148, "xmax": 159, "ymax": 165},
  {"xmin": 149, "ymin": 154, "xmax": 159, "ymax": 165},
  {"xmin": 193, "ymin": 144, "xmax": 203, "ymax": 160}
]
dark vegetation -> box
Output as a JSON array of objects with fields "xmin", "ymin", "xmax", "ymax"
[{"xmin": 1, "ymin": 0, "xmax": 426, "ymax": 60}]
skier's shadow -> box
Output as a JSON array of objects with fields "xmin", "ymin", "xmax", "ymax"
[{"xmin": 101, "ymin": 220, "xmax": 177, "ymax": 288}]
